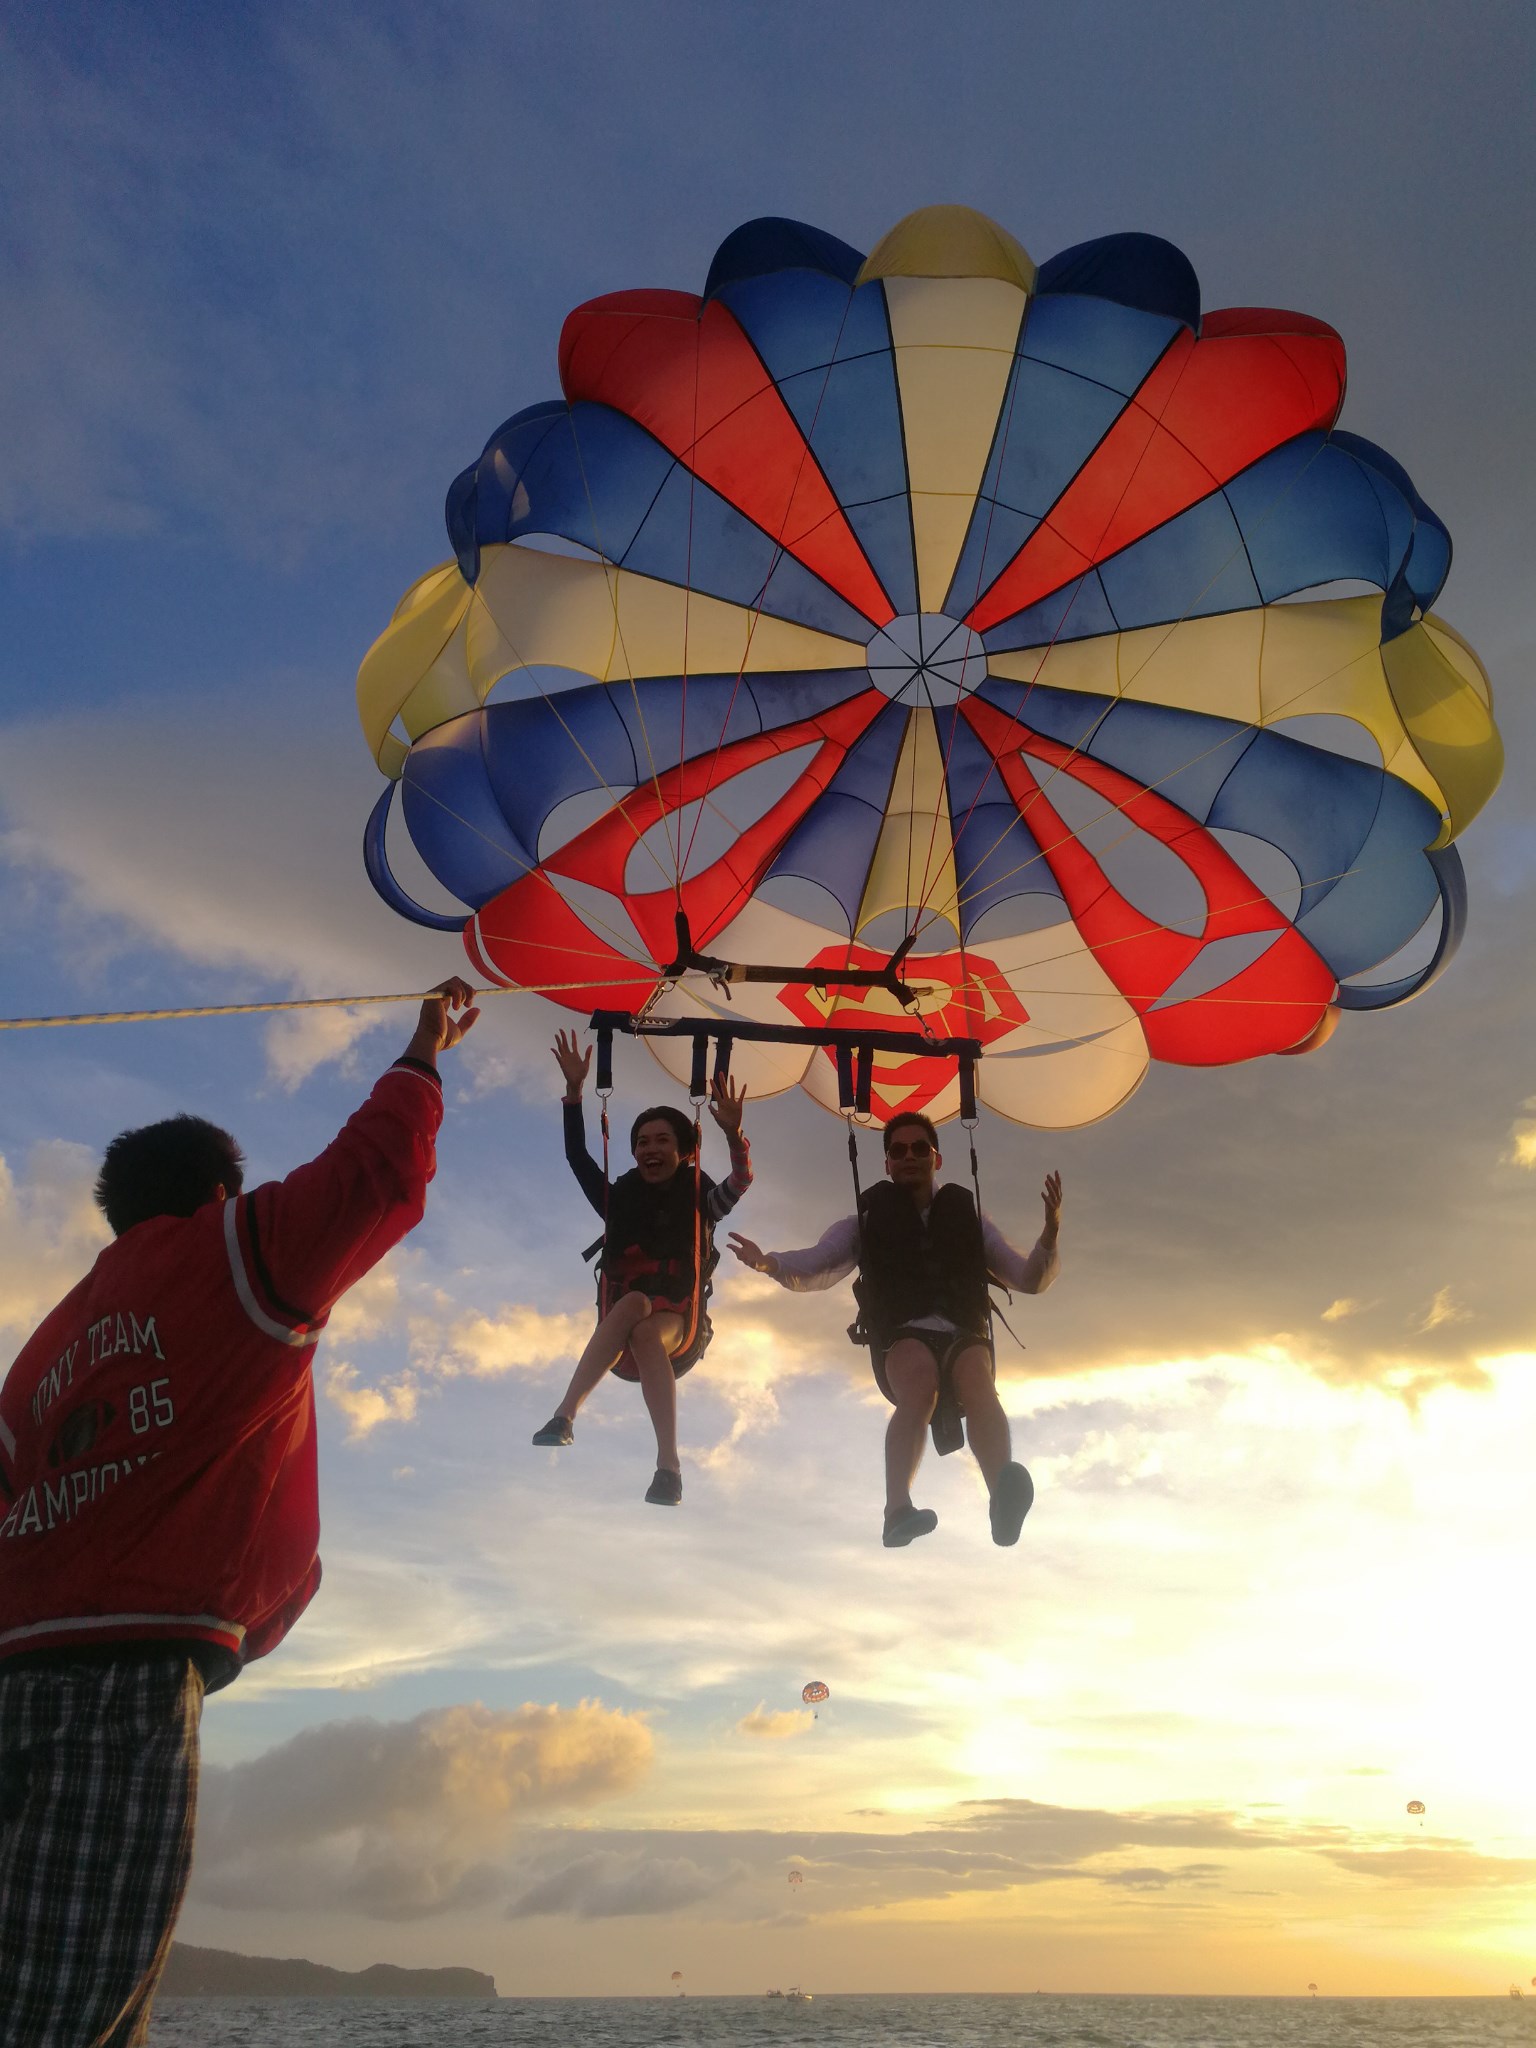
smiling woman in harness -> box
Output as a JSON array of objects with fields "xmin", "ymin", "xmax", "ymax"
[
  {"xmin": 532, "ymin": 1029, "xmax": 751, "ymax": 1505},
  {"xmin": 731, "ymin": 1112, "xmax": 1061, "ymax": 1549}
]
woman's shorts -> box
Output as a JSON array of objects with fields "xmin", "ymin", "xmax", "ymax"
[{"xmin": 604, "ymin": 1289, "xmax": 713, "ymax": 1382}]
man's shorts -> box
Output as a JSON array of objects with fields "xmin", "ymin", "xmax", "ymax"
[{"xmin": 871, "ymin": 1325, "xmax": 994, "ymax": 1455}]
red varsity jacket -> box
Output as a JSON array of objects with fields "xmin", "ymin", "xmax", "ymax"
[{"xmin": 0, "ymin": 1060, "xmax": 442, "ymax": 1684}]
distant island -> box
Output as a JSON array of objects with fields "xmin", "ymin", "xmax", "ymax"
[{"xmin": 160, "ymin": 1944, "xmax": 497, "ymax": 2000}]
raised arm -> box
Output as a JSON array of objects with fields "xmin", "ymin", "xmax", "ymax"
[
  {"xmin": 245, "ymin": 979, "xmax": 480, "ymax": 1320},
  {"xmin": 982, "ymin": 1170, "xmax": 1063, "ymax": 1294},
  {"xmin": 704, "ymin": 1071, "xmax": 752, "ymax": 1223},
  {"xmin": 728, "ymin": 1215, "xmax": 860, "ymax": 1292},
  {"xmin": 554, "ymin": 1029, "xmax": 608, "ymax": 1219}
]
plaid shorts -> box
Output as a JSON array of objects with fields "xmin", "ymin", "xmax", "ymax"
[{"xmin": 0, "ymin": 1649, "xmax": 203, "ymax": 2047}]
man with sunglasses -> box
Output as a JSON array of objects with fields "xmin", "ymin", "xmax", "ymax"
[{"xmin": 729, "ymin": 1112, "xmax": 1061, "ymax": 1550}]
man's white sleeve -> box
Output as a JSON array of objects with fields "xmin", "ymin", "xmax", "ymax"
[
  {"xmin": 981, "ymin": 1215, "xmax": 1060, "ymax": 1294},
  {"xmin": 770, "ymin": 1216, "xmax": 860, "ymax": 1291}
]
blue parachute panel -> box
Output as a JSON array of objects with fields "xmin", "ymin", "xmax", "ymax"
[
  {"xmin": 980, "ymin": 570, "xmax": 1122, "ymax": 650},
  {"xmin": 1100, "ymin": 492, "xmax": 1264, "ymax": 628},
  {"xmin": 399, "ymin": 715, "xmax": 537, "ymax": 909},
  {"xmin": 1019, "ymin": 291, "xmax": 1182, "ymax": 399},
  {"xmin": 619, "ymin": 462, "xmax": 873, "ymax": 640},
  {"xmin": 1036, "ymin": 233, "xmax": 1201, "ymax": 330},
  {"xmin": 364, "ymin": 785, "xmax": 469, "ymax": 931},
  {"xmin": 765, "ymin": 704, "xmax": 908, "ymax": 924},
  {"xmin": 704, "ymin": 217, "xmax": 865, "ymax": 301}
]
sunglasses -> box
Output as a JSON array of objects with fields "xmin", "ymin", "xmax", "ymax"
[{"xmin": 885, "ymin": 1139, "xmax": 934, "ymax": 1159}]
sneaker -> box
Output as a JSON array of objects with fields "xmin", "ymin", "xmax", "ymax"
[
  {"xmin": 882, "ymin": 1504, "xmax": 938, "ymax": 1548},
  {"xmin": 645, "ymin": 1466, "xmax": 683, "ymax": 1506},
  {"xmin": 989, "ymin": 1461, "xmax": 1034, "ymax": 1546},
  {"xmin": 531, "ymin": 1415, "xmax": 573, "ymax": 1448}
]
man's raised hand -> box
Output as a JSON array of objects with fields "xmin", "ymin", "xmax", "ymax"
[
  {"xmin": 409, "ymin": 978, "xmax": 480, "ymax": 1064},
  {"xmin": 1041, "ymin": 1169, "xmax": 1063, "ymax": 1241},
  {"xmin": 727, "ymin": 1232, "xmax": 776, "ymax": 1277},
  {"xmin": 708, "ymin": 1071, "xmax": 748, "ymax": 1138},
  {"xmin": 553, "ymin": 1028, "xmax": 592, "ymax": 1099}
]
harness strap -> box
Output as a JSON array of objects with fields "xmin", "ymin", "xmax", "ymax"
[
  {"xmin": 597, "ymin": 1090, "xmax": 612, "ymax": 1318},
  {"xmin": 672, "ymin": 1100, "xmax": 706, "ymax": 1357},
  {"xmin": 846, "ymin": 1117, "xmax": 870, "ymax": 1350},
  {"xmin": 962, "ymin": 1094, "xmax": 1016, "ymax": 1353}
]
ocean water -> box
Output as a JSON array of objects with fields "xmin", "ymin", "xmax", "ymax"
[{"xmin": 146, "ymin": 1993, "xmax": 1536, "ymax": 2047}]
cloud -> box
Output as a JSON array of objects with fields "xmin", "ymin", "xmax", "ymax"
[
  {"xmin": 1415, "ymin": 1287, "xmax": 1472, "ymax": 1334},
  {"xmin": 1094, "ymin": 1863, "xmax": 1224, "ymax": 1890},
  {"xmin": 317, "ymin": 1281, "xmax": 593, "ymax": 1440},
  {"xmin": 411, "ymin": 1303, "xmax": 590, "ymax": 1380},
  {"xmin": 429, "ymin": 1793, "xmax": 1515, "ymax": 1926},
  {"xmin": 1503, "ymin": 1097, "xmax": 1536, "ymax": 1169},
  {"xmin": 1319, "ymin": 1847, "xmax": 1536, "ymax": 1890},
  {"xmin": 0, "ymin": 701, "xmax": 552, "ymax": 1095},
  {"xmin": 324, "ymin": 1360, "xmax": 422, "ymax": 1440},
  {"xmin": 506, "ymin": 1850, "xmax": 729, "ymax": 1921},
  {"xmin": 1321, "ymin": 1298, "xmax": 1369, "ymax": 1322},
  {"xmin": 0, "ymin": 1141, "xmax": 109, "ymax": 1344},
  {"xmin": 194, "ymin": 1701, "xmax": 653, "ymax": 1920},
  {"xmin": 323, "ymin": 1263, "xmax": 405, "ymax": 1345},
  {"xmin": 264, "ymin": 1006, "xmax": 396, "ymax": 1093},
  {"xmin": 736, "ymin": 1706, "xmax": 813, "ymax": 1741},
  {"xmin": 0, "ymin": 705, "xmax": 453, "ymax": 1083}
]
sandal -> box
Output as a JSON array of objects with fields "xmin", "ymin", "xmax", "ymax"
[
  {"xmin": 882, "ymin": 1505, "xmax": 938, "ymax": 1548},
  {"xmin": 989, "ymin": 1461, "xmax": 1034, "ymax": 1546}
]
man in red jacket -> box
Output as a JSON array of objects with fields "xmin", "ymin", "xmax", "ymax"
[{"xmin": 0, "ymin": 979, "xmax": 478, "ymax": 2047}]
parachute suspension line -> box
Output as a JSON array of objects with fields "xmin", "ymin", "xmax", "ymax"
[
  {"xmin": 404, "ymin": 575, "xmax": 679, "ymax": 933},
  {"xmin": 838, "ymin": 1044, "xmax": 872, "ymax": 1352},
  {"xmin": 564, "ymin": 412, "xmax": 684, "ymax": 899},
  {"xmin": 906, "ymin": 296, "xmax": 1034, "ymax": 958},
  {"xmin": 959, "ymin": 1058, "xmax": 994, "ymax": 1351},
  {"xmin": 596, "ymin": 1022, "xmax": 614, "ymax": 1320},
  {"xmin": 671, "ymin": 316, "xmax": 706, "ymax": 903},
  {"xmin": 680, "ymin": 1031, "xmax": 709, "ymax": 1359},
  {"xmin": 904, "ymin": 327, "xmax": 1213, "ymax": 948},
  {"xmin": 676, "ymin": 288, "xmax": 860, "ymax": 886},
  {"xmin": 916, "ymin": 430, "xmax": 1339, "ymax": 948},
  {"xmin": 938, "ymin": 582, "xmax": 1375, "ymax": 936},
  {"xmin": 906, "ymin": 333, "xmax": 1334, "ymax": 950},
  {"xmin": 959, "ymin": 1060, "xmax": 1018, "ymax": 1351},
  {"xmin": 398, "ymin": 775, "xmax": 659, "ymax": 966}
]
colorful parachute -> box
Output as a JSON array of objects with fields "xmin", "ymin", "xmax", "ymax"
[
  {"xmin": 359, "ymin": 206, "xmax": 1501, "ymax": 1128},
  {"xmin": 1407, "ymin": 1799, "xmax": 1425, "ymax": 1816},
  {"xmin": 801, "ymin": 1681, "xmax": 830, "ymax": 1706},
  {"xmin": 788, "ymin": 1869, "xmax": 804, "ymax": 1888}
]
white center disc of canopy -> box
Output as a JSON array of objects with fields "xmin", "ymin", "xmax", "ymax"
[{"xmin": 864, "ymin": 613, "xmax": 987, "ymax": 706}]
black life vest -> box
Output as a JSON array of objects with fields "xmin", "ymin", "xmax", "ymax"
[
  {"xmin": 854, "ymin": 1181, "xmax": 990, "ymax": 1346},
  {"xmin": 598, "ymin": 1164, "xmax": 719, "ymax": 1304}
]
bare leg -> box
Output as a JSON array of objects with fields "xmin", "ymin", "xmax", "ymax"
[
  {"xmin": 551, "ymin": 1292, "xmax": 653, "ymax": 1421},
  {"xmin": 882, "ymin": 1342, "xmax": 939, "ymax": 1516},
  {"xmin": 952, "ymin": 1346, "xmax": 1010, "ymax": 1491},
  {"xmin": 629, "ymin": 1312, "xmax": 684, "ymax": 1473}
]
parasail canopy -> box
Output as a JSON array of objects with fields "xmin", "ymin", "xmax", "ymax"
[{"xmin": 359, "ymin": 206, "xmax": 1500, "ymax": 1128}]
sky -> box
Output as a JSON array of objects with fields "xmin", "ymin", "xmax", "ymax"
[{"xmin": 2, "ymin": 0, "xmax": 1534, "ymax": 2000}]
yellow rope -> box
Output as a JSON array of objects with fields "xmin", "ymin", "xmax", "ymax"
[{"xmin": 0, "ymin": 979, "xmax": 622, "ymax": 1032}]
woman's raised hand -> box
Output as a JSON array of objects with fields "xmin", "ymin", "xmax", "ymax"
[
  {"xmin": 708, "ymin": 1070, "xmax": 748, "ymax": 1137},
  {"xmin": 553, "ymin": 1028, "xmax": 592, "ymax": 1098}
]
